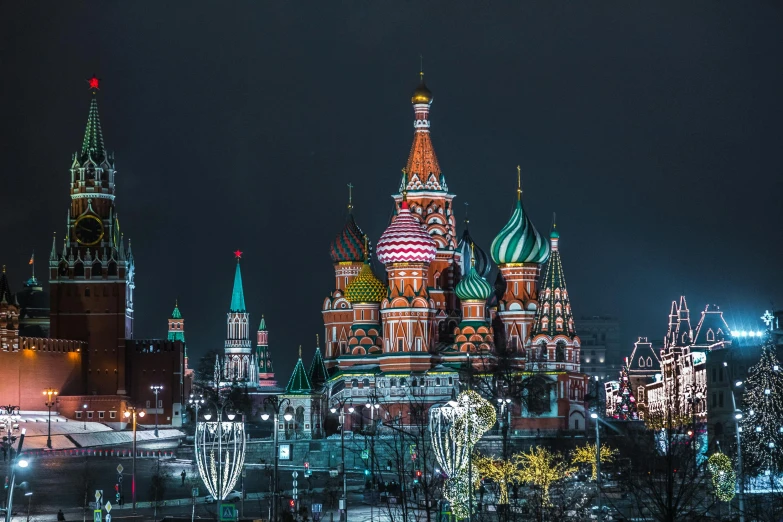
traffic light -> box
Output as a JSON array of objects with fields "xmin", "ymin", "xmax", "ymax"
[
  {"xmin": 304, "ymin": 461, "xmax": 311, "ymax": 478},
  {"xmin": 364, "ymin": 469, "xmax": 370, "ymax": 476},
  {"xmin": 289, "ymin": 499, "xmax": 296, "ymax": 511},
  {"xmin": 413, "ymin": 469, "xmax": 422, "ymax": 484}
]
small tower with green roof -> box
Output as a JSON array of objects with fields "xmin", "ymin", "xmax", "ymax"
[
  {"xmin": 257, "ymin": 315, "xmax": 277, "ymax": 387},
  {"xmin": 280, "ymin": 346, "xmax": 321, "ymax": 439},
  {"xmin": 168, "ymin": 300, "xmax": 187, "ymax": 369},
  {"xmin": 224, "ymin": 251, "xmax": 258, "ymax": 386}
]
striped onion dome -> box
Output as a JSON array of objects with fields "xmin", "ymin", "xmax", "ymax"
[
  {"xmin": 376, "ymin": 202, "xmax": 437, "ymax": 265},
  {"xmin": 455, "ymin": 266, "xmax": 492, "ymax": 301},
  {"xmin": 345, "ymin": 261, "xmax": 386, "ymax": 303},
  {"xmin": 456, "ymin": 229, "xmax": 491, "ymax": 278},
  {"xmin": 329, "ymin": 214, "xmax": 366, "ymax": 263},
  {"xmin": 490, "ymin": 200, "xmax": 550, "ymax": 265}
]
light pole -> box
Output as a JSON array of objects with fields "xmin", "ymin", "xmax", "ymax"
[
  {"xmin": 261, "ymin": 396, "xmax": 292, "ymax": 522},
  {"xmin": 42, "ymin": 389, "xmax": 57, "ymax": 450},
  {"xmin": 150, "ymin": 385, "xmax": 163, "ymax": 437},
  {"xmin": 82, "ymin": 403, "xmax": 88, "ymax": 430},
  {"xmin": 24, "ymin": 491, "xmax": 32, "ymax": 522},
  {"xmin": 188, "ymin": 393, "xmax": 204, "ymax": 427},
  {"xmin": 731, "ymin": 381, "xmax": 745, "ymax": 522},
  {"xmin": 330, "ymin": 397, "xmax": 352, "ymax": 522},
  {"xmin": 123, "ymin": 406, "xmax": 146, "ymax": 513},
  {"xmin": 4, "ymin": 430, "xmax": 27, "ymax": 522},
  {"xmin": 496, "ymin": 397, "xmax": 512, "ymax": 458},
  {"xmin": 591, "ymin": 412, "xmax": 602, "ymax": 519}
]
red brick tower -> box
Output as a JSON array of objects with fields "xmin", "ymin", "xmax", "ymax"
[
  {"xmin": 391, "ymin": 73, "xmax": 460, "ymax": 339},
  {"xmin": 48, "ymin": 78, "xmax": 134, "ymax": 395}
]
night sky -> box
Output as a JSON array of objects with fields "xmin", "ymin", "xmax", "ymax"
[{"xmin": 2, "ymin": 2, "xmax": 782, "ymax": 380}]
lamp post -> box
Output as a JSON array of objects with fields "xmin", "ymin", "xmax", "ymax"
[
  {"xmin": 42, "ymin": 389, "xmax": 57, "ymax": 450},
  {"xmin": 188, "ymin": 393, "xmax": 204, "ymax": 426},
  {"xmin": 261, "ymin": 396, "xmax": 292, "ymax": 522},
  {"xmin": 4, "ymin": 429, "xmax": 27, "ymax": 522},
  {"xmin": 123, "ymin": 406, "xmax": 146, "ymax": 513},
  {"xmin": 496, "ymin": 397, "xmax": 512, "ymax": 458},
  {"xmin": 590, "ymin": 412, "xmax": 602, "ymax": 519},
  {"xmin": 82, "ymin": 403, "xmax": 88, "ymax": 430},
  {"xmin": 330, "ymin": 397, "xmax": 352, "ymax": 522},
  {"xmin": 150, "ymin": 385, "xmax": 163, "ymax": 437},
  {"xmin": 24, "ymin": 491, "xmax": 32, "ymax": 522},
  {"xmin": 731, "ymin": 381, "xmax": 745, "ymax": 522}
]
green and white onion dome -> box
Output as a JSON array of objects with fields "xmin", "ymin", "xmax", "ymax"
[
  {"xmin": 345, "ymin": 262, "xmax": 386, "ymax": 303},
  {"xmin": 490, "ymin": 200, "xmax": 550, "ymax": 265},
  {"xmin": 455, "ymin": 266, "xmax": 493, "ymax": 301}
]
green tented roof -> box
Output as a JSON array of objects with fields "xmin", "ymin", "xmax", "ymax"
[
  {"xmin": 285, "ymin": 355, "xmax": 312, "ymax": 394},
  {"xmin": 308, "ymin": 347, "xmax": 329, "ymax": 386},
  {"xmin": 81, "ymin": 96, "xmax": 106, "ymax": 163},
  {"xmin": 230, "ymin": 262, "xmax": 246, "ymax": 312}
]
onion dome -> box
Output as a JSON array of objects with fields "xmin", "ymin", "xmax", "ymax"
[
  {"xmin": 345, "ymin": 261, "xmax": 386, "ymax": 303},
  {"xmin": 456, "ymin": 266, "xmax": 493, "ymax": 301},
  {"xmin": 490, "ymin": 200, "xmax": 550, "ymax": 265},
  {"xmin": 377, "ymin": 202, "xmax": 437, "ymax": 264},
  {"xmin": 411, "ymin": 74, "xmax": 433, "ymax": 104},
  {"xmin": 456, "ymin": 229, "xmax": 491, "ymax": 278},
  {"xmin": 329, "ymin": 214, "xmax": 366, "ymax": 263}
]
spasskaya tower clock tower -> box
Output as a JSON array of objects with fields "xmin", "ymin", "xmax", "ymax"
[{"xmin": 48, "ymin": 77, "xmax": 135, "ymax": 396}]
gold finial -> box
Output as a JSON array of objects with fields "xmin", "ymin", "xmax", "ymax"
[
  {"xmin": 516, "ymin": 165, "xmax": 522, "ymax": 201},
  {"xmin": 464, "ymin": 201, "xmax": 469, "ymax": 227},
  {"xmin": 298, "ymin": 345, "xmax": 302, "ymax": 359},
  {"xmin": 347, "ymin": 182, "xmax": 354, "ymax": 212},
  {"xmin": 2, "ymin": 265, "xmax": 5, "ymax": 274},
  {"xmin": 470, "ymin": 243, "xmax": 476, "ymax": 267},
  {"xmin": 175, "ymin": 298, "xmax": 178, "ymax": 307},
  {"xmin": 363, "ymin": 236, "xmax": 370, "ymax": 259},
  {"xmin": 316, "ymin": 333, "xmax": 320, "ymax": 347},
  {"xmin": 553, "ymin": 212, "xmax": 557, "ymax": 230},
  {"xmin": 420, "ymin": 54, "xmax": 424, "ymax": 81},
  {"xmin": 401, "ymin": 168, "xmax": 409, "ymax": 203}
]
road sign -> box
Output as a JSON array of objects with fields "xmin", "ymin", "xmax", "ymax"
[
  {"xmin": 361, "ymin": 449, "xmax": 369, "ymax": 460},
  {"xmin": 292, "ymin": 480, "xmax": 298, "ymax": 488},
  {"xmin": 105, "ymin": 515, "xmax": 111, "ymax": 522},
  {"xmin": 105, "ymin": 501, "xmax": 112, "ymax": 512},
  {"xmin": 312, "ymin": 503, "xmax": 322, "ymax": 513},
  {"xmin": 116, "ymin": 464, "xmax": 123, "ymax": 474},
  {"xmin": 293, "ymin": 487, "xmax": 298, "ymax": 498},
  {"xmin": 292, "ymin": 471, "xmax": 298, "ymax": 478},
  {"xmin": 95, "ymin": 490, "xmax": 103, "ymax": 502},
  {"xmin": 93, "ymin": 509, "xmax": 102, "ymax": 522},
  {"xmin": 192, "ymin": 487, "xmax": 199, "ymax": 497},
  {"xmin": 219, "ymin": 504, "xmax": 236, "ymax": 521}
]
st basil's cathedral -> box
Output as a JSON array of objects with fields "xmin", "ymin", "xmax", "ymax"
[{"xmin": 248, "ymin": 73, "xmax": 590, "ymax": 437}]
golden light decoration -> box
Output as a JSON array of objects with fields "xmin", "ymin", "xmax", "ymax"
[
  {"xmin": 571, "ymin": 443, "xmax": 616, "ymax": 481},
  {"xmin": 707, "ymin": 452, "xmax": 736, "ymax": 502},
  {"xmin": 472, "ymin": 453, "xmax": 524, "ymax": 504},
  {"xmin": 516, "ymin": 447, "xmax": 575, "ymax": 506}
]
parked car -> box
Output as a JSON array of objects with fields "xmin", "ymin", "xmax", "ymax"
[{"xmin": 205, "ymin": 490, "xmax": 242, "ymax": 503}]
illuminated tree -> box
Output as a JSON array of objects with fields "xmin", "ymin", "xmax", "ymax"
[
  {"xmin": 707, "ymin": 452, "xmax": 735, "ymax": 502},
  {"xmin": 614, "ymin": 362, "xmax": 638, "ymax": 420},
  {"xmin": 571, "ymin": 443, "xmax": 616, "ymax": 481},
  {"xmin": 740, "ymin": 335, "xmax": 783, "ymax": 475},
  {"xmin": 472, "ymin": 453, "xmax": 524, "ymax": 504},
  {"xmin": 516, "ymin": 447, "xmax": 575, "ymax": 506}
]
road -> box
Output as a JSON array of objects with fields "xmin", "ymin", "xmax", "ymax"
[{"xmin": 1, "ymin": 453, "xmax": 367, "ymax": 520}]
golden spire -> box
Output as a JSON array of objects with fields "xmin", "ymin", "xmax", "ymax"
[
  {"xmin": 347, "ymin": 182, "xmax": 354, "ymax": 213},
  {"xmin": 298, "ymin": 345, "xmax": 302, "ymax": 359},
  {"xmin": 517, "ymin": 165, "xmax": 522, "ymax": 201},
  {"xmin": 470, "ymin": 243, "xmax": 476, "ymax": 267},
  {"xmin": 316, "ymin": 333, "xmax": 320, "ymax": 347},
  {"xmin": 364, "ymin": 236, "xmax": 370, "ymax": 259},
  {"xmin": 401, "ymin": 168, "xmax": 408, "ymax": 204}
]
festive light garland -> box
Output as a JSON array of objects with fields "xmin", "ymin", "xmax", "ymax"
[
  {"xmin": 195, "ymin": 421, "xmax": 246, "ymax": 500},
  {"xmin": 430, "ymin": 391, "xmax": 495, "ymax": 520},
  {"xmin": 571, "ymin": 443, "xmax": 616, "ymax": 481},
  {"xmin": 707, "ymin": 452, "xmax": 736, "ymax": 502}
]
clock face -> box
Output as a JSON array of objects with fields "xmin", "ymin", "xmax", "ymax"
[{"xmin": 74, "ymin": 215, "xmax": 105, "ymax": 246}]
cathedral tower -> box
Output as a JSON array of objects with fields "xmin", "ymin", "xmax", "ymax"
[
  {"xmin": 168, "ymin": 300, "xmax": 186, "ymax": 369},
  {"xmin": 257, "ymin": 316, "xmax": 277, "ymax": 387},
  {"xmin": 323, "ymin": 191, "xmax": 368, "ymax": 364},
  {"xmin": 490, "ymin": 167, "xmax": 550, "ymax": 358},
  {"xmin": 392, "ymin": 73, "xmax": 460, "ymax": 336},
  {"xmin": 377, "ymin": 195, "xmax": 438, "ymax": 371},
  {"xmin": 48, "ymin": 78, "xmax": 134, "ymax": 395}
]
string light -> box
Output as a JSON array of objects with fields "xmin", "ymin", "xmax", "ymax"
[{"xmin": 707, "ymin": 452, "xmax": 736, "ymax": 502}]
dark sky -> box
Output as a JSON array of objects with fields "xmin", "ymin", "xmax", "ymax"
[{"xmin": 2, "ymin": 2, "xmax": 782, "ymax": 380}]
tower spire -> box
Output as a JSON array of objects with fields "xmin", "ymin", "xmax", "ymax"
[
  {"xmin": 230, "ymin": 251, "xmax": 246, "ymax": 312},
  {"xmin": 517, "ymin": 165, "xmax": 522, "ymax": 201},
  {"xmin": 80, "ymin": 76, "xmax": 106, "ymax": 164},
  {"xmin": 347, "ymin": 182, "xmax": 354, "ymax": 213}
]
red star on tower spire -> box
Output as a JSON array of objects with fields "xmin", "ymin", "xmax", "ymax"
[
  {"xmin": 87, "ymin": 76, "xmax": 100, "ymax": 90},
  {"xmin": 234, "ymin": 250, "xmax": 243, "ymax": 260}
]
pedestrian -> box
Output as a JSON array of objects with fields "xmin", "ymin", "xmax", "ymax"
[
  {"xmin": 57, "ymin": 509, "xmax": 66, "ymax": 521},
  {"xmin": 181, "ymin": 469, "xmax": 186, "ymax": 485}
]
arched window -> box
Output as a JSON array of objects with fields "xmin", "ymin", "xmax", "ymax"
[
  {"xmin": 74, "ymin": 262, "xmax": 84, "ymax": 278},
  {"xmin": 556, "ymin": 341, "xmax": 566, "ymax": 362},
  {"xmin": 108, "ymin": 262, "xmax": 117, "ymax": 276},
  {"xmin": 706, "ymin": 329, "xmax": 715, "ymax": 342},
  {"xmin": 639, "ymin": 356, "xmax": 645, "ymax": 368},
  {"xmin": 91, "ymin": 262, "xmax": 102, "ymax": 278},
  {"xmin": 647, "ymin": 357, "xmax": 653, "ymax": 367}
]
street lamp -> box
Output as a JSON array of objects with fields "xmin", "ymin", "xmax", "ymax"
[
  {"xmin": 260, "ymin": 396, "xmax": 292, "ymax": 522},
  {"xmin": 24, "ymin": 491, "xmax": 32, "ymax": 521},
  {"xmin": 330, "ymin": 397, "xmax": 352, "ymax": 521},
  {"xmin": 123, "ymin": 406, "xmax": 146, "ymax": 513},
  {"xmin": 42, "ymin": 389, "xmax": 58, "ymax": 450},
  {"xmin": 150, "ymin": 385, "xmax": 163, "ymax": 437},
  {"xmin": 591, "ymin": 412, "xmax": 602, "ymax": 518},
  {"xmin": 496, "ymin": 397, "xmax": 512, "ymax": 458},
  {"xmin": 731, "ymin": 380, "xmax": 745, "ymax": 522},
  {"xmin": 82, "ymin": 403, "xmax": 88, "ymax": 430},
  {"xmin": 3, "ymin": 428, "xmax": 26, "ymax": 522},
  {"xmin": 188, "ymin": 393, "xmax": 204, "ymax": 426}
]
